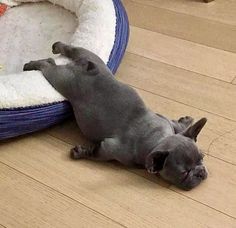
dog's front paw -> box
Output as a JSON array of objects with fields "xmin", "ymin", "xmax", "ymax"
[
  {"xmin": 23, "ymin": 62, "xmax": 35, "ymax": 71},
  {"xmin": 52, "ymin": 41, "xmax": 62, "ymax": 54},
  {"xmin": 70, "ymin": 146, "xmax": 82, "ymax": 160},
  {"xmin": 70, "ymin": 145, "xmax": 95, "ymax": 160},
  {"xmin": 178, "ymin": 116, "xmax": 194, "ymax": 127}
]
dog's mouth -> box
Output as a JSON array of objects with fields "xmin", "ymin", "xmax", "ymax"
[
  {"xmin": 181, "ymin": 170, "xmax": 191, "ymax": 184},
  {"xmin": 178, "ymin": 166, "xmax": 208, "ymax": 190}
]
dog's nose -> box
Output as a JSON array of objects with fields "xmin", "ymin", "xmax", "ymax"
[{"xmin": 195, "ymin": 166, "xmax": 208, "ymax": 179}]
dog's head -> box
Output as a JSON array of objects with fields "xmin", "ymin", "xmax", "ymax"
[{"xmin": 145, "ymin": 118, "xmax": 208, "ymax": 190}]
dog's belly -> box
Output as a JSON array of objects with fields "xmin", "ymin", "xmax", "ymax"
[
  {"xmin": 75, "ymin": 114, "xmax": 117, "ymax": 141},
  {"xmin": 73, "ymin": 104, "xmax": 127, "ymax": 141},
  {"xmin": 71, "ymin": 82, "xmax": 147, "ymax": 141}
]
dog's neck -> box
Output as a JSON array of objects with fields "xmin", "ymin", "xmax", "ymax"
[{"xmin": 133, "ymin": 111, "xmax": 174, "ymax": 165}]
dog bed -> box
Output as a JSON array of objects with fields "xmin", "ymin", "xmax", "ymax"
[{"xmin": 0, "ymin": 0, "xmax": 129, "ymax": 140}]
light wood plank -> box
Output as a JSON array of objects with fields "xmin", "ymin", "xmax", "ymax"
[
  {"xmin": 0, "ymin": 163, "xmax": 122, "ymax": 228},
  {"xmin": 123, "ymin": 0, "xmax": 236, "ymax": 53},
  {"xmin": 208, "ymin": 129, "xmax": 236, "ymax": 165},
  {"xmin": 233, "ymin": 77, "xmax": 236, "ymax": 84},
  {"xmin": 117, "ymin": 53, "xmax": 236, "ymax": 121},
  {"xmin": 127, "ymin": 26, "xmax": 236, "ymax": 82},
  {"xmin": 171, "ymin": 156, "xmax": 236, "ymax": 215},
  {"xmin": 130, "ymin": 0, "xmax": 236, "ymax": 26},
  {"xmin": 0, "ymin": 135, "xmax": 235, "ymax": 226}
]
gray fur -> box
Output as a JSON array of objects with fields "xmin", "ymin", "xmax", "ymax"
[{"xmin": 23, "ymin": 42, "xmax": 208, "ymax": 190}]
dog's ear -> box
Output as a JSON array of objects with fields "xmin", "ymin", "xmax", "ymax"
[
  {"xmin": 182, "ymin": 118, "xmax": 207, "ymax": 142},
  {"xmin": 79, "ymin": 58, "xmax": 99, "ymax": 75},
  {"xmin": 145, "ymin": 151, "xmax": 169, "ymax": 174}
]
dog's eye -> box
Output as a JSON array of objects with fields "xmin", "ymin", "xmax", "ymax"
[
  {"xmin": 197, "ymin": 151, "xmax": 205, "ymax": 164},
  {"xmin": 197, "ymin": 159, "xmax": 203, "ymax": 165}
]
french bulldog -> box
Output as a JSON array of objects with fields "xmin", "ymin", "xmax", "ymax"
[{"xmin": 23, "ymin": 42, "xmax": 208, "ymax": 190}]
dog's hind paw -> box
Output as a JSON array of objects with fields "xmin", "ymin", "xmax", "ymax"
[
  {"xmin": 52, "ymin": 41, "xmax": 62, "ymax": 54},
  {"xmin": 178, "ymin": 116, "xmax": 194, "ymax": 127}
]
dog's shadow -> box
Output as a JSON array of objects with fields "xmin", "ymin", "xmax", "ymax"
[{"xmin": 67, "ymin": 158, "xmax": 171, "ymax": 191}]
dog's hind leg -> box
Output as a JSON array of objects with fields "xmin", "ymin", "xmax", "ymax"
[
  {"xmin": 52, "ymin": 42, "xmax": 80, "ymax": 60},
  {"xmin": 171, "ymin": 116, "xmax": 194, "ymax": 134},
  {"xmin": 51, "ymin": 42, "xmax": 105, "ymax": 66}
]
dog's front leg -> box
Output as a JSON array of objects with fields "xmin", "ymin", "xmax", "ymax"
[
  {"xmin": 52, "ymin": 42, "xmax": 80, "ymax": 61},
  {"xmin": 70, "ymin": 138, "xmax": 134, "ymax": 166}
]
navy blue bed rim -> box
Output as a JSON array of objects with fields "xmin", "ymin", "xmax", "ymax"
[{"xmin": 0, "ymin": 0, "xmax": 130, "ymax": 140}]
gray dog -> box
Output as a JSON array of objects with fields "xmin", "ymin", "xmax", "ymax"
[{"xmin": 23, "ymin": 42, "xmax": 208, "ymax": 190}]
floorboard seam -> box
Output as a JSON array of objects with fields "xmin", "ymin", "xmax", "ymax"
[
  {"xmin": 169, "ymin": 188, "xmax": 236, "ymax": 220},
  {"xmin": 127, "ymin": 0, "xmax": 236, "ymax": 27},
  {"xmin": 126, "ymin": 51, "xmax": 235, "ymax": 85},
  {"xmin": 206, "ymin": 127, "xmax": 236, "ymax": 157},
  {"xmin": 230, "ymin": 76, "xmax": 236, "ymax": 84},
  {"xmin": 125, "ymin": 83, "xmax": 236, "ymax": 122},
  {"xmin": 123, "ymin": 170, "xmax": 236, "ymax": 220},
  {"xmin": 0, "ymin": 161, "xmax": 127, "ymax": 228}
]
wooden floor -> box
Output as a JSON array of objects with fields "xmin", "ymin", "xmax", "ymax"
[{"xmin": 1, "ymin": 0, "xmax": 236, "ymax": 227}]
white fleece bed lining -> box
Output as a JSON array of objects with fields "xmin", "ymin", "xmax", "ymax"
[{"xmin": 0, "ymin": 0, "xmax": 116, "ymax": 109}]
